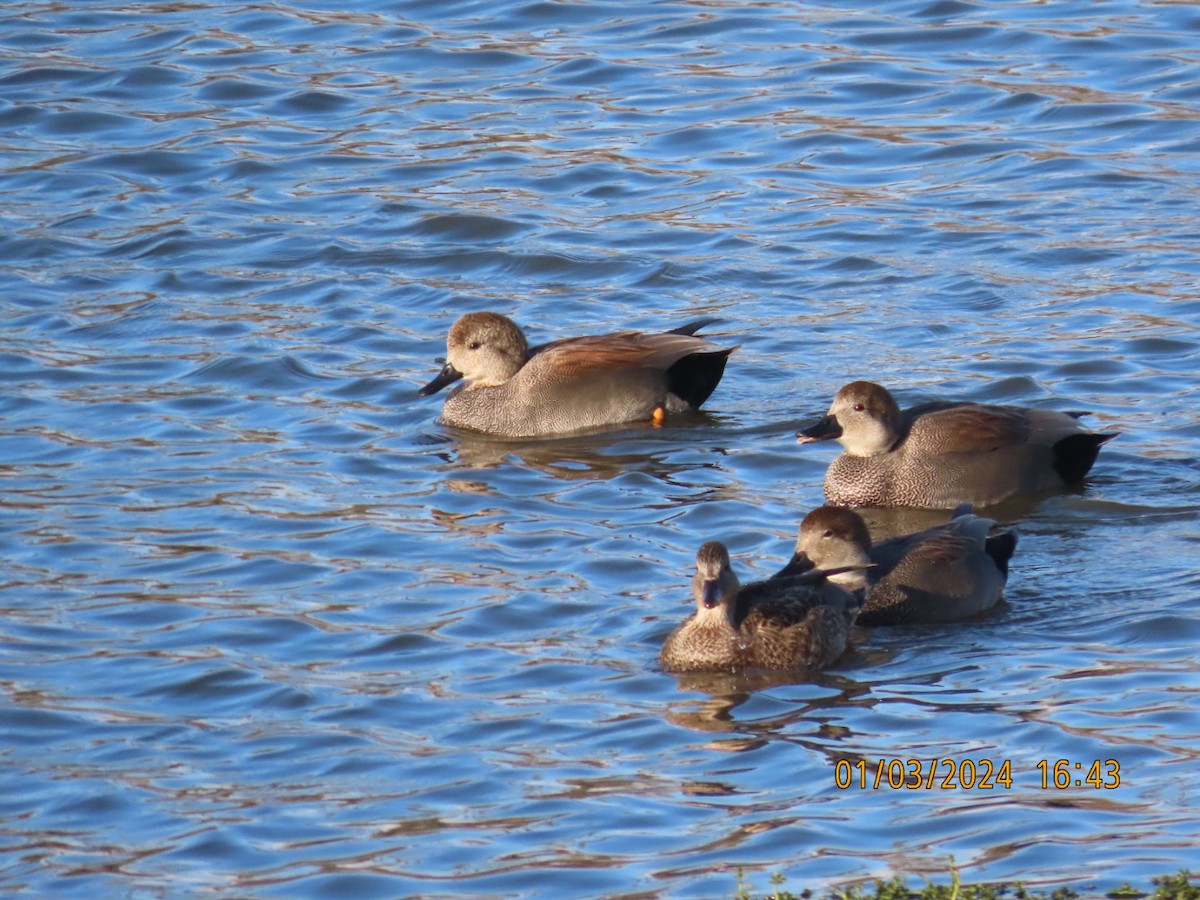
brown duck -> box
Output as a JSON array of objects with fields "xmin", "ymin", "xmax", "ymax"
[{"xmin": 660, "ymin": 541, "xmax": 862, "ymax": 673}]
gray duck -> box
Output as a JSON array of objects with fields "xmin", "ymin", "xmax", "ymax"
[
  {"xmin": 420, "ymin": 312, "xmax": 735, "ymax": 437},
  {"xmin": 797, "ymin": 380, "xmax": 1117, "ymax": 508},
  {"xmin": 792, "ymin": 504, "xmax": 1017, "ymax": 626}
]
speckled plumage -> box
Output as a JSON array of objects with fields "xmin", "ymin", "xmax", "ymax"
[
  {"xmin": 659, "ymin": 541, "xmax": 860, "ymax": 673},
  {"xmin": 796, "ymin": 381, "xmax": 1118, "ymax": 509},
  {"xmin": 419, "ymin": 312, "xmax": 735, "ymax": 437},
  {"xmin": 794, "ymin": 505, "xmax": 1017, "ymax": 626}
]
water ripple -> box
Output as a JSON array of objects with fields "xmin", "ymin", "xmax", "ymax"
[{"xmin": 1, "ymin": 1, "xmax": 1199, "ymax": 898}]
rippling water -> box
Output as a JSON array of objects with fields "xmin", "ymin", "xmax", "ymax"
[{"xmin": 2, "ymin": 1, "xmax": 1199, "ymax": 897}]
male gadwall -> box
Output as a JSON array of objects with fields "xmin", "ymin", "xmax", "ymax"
[
  {"xmin": 793, "ymin": 505, "xmax": 1017, "ymax": 626},
  {"xmin": 659, "ymin": 541, "xmax": 861, "ymax": 673},
  {"xmin": 419, "ymin": 312, "xmax": 735, "ymax": 437},
  {"xmin": 796, "ymin": 380, "xmax": 1118, "ymax": 508}
]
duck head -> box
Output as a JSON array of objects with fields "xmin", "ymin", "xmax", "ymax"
[{"xmin": 420, "ymin": 312, "xmax": 529, "ymax": 396}]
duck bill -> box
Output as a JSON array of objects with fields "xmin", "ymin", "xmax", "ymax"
[
  {"xmin": 418, "ymin": 361, "xmax": 464, "ymax": 397},
  {"xmin": 701, "ymin": 579, "xmax": 723, "ymax": 609},
  {"xmin": 823, "ymin": 562, "xmax": 875, "ymax": 580},
  {"xmin": 796, "ymin": 414, "xmax": 842, "ymax": 444},
  {"xmin": 777, "ymin": 551, "xmax": 817, "ymax": 578}
]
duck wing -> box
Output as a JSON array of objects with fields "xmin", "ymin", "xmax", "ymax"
[
  {"xmin": 525, "ymin": 331, "xmax": 723, "ymax": 380},
  {"xmin": 730, "ymin": 574, "xmax": 821, "ymax": 627},
  {"xmin": 904, "ymin": 402, "xmax": 1033, "ymax": 454}
]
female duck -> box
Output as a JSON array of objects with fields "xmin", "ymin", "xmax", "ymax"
[
  {"xmin": 660, "ymin": 541, "xmax": 861, "ymax": 673},
  {"xmin": 419, "ymin": 312, "xmax": 735, "ymax": 437}
]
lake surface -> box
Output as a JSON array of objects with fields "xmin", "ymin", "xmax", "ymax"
[{"xmin": 2, "ymin": 1, "xmax": 1199, "ymax": 897}]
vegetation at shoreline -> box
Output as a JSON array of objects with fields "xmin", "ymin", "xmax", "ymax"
[{"xmin": 733, "ymin": 867, "xmax": 1199, "ymax": 900}]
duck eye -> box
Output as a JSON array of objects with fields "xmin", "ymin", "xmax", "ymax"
[
  {"xmin": 468, "ymin": 341, "xmax": 482, "ymax": 350},
  {"xmin": 852, "ymin": 403, "xmax": 865, "ymax": 411},
  {"xmin": 823, "ymin": 529, "xmax": 834, "ymax": 538}
]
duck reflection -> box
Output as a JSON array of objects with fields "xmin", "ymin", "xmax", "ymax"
[
  {"xmin": 661, "ymin": 662, "xmax": 884, "ymax": 735},
  {"xmin": 425, "ymin": 412, "xmax": 735, "ymax": 480},
  {"xmin": 850, "ymin": 495, "xmax": 1039, "ymax": 540}
]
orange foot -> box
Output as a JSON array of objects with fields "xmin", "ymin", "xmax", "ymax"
[{"xmin": 652, "ymin": 406, "xmax": 666, "ymax": 427}]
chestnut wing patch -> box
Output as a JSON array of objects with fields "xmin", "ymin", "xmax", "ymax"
[
  {"xmin": 909, "ymin": 404, "xmax": 1031, "ymax": 453},
  {"xmin": 906, "ymin": 531, "xmax": 975, "ymax": 567},
  {"xmin": 528, "ymin": 332, "xmax": 716, "ymax": 380}
]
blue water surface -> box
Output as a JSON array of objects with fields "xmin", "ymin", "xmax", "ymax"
[{"xmin": 2, "ymin": 1, "xmax": 1199, "ymax": 897}]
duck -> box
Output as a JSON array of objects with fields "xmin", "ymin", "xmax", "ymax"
[
  {"xmin": 659, "ymin": 541, "xmax": 862, "ymax": 673},
  {"xmin": 792, "ymin": 504, "xmax": 1017, "ymax": 626},
  {"xmin": 418, "ymin": 312, "xmax": 735, "ymax": 437},
  {"xmin": 796, "ymin": 380, "xmax": 1118, "ymax": 508}
]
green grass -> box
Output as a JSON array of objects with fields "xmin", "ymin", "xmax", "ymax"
[{"xmin": 733, "ymin": 867, "xmax": 1199, "ymax": 900}]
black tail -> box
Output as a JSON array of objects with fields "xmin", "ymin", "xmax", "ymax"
[
  {"xmin": 667, "ymin": 317, "xmax": 720, "ymax": 337},
  {"xmin": 984, "ymin": 530, "xmax": 1018, "ymax": 577},
  {"xmin": 1053, "ymin": 432, "xmax": 1119, "ymax": 484},
  {"xmin": 666, "ymin": 347, "xmax": 734, "ymax": 409}
]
